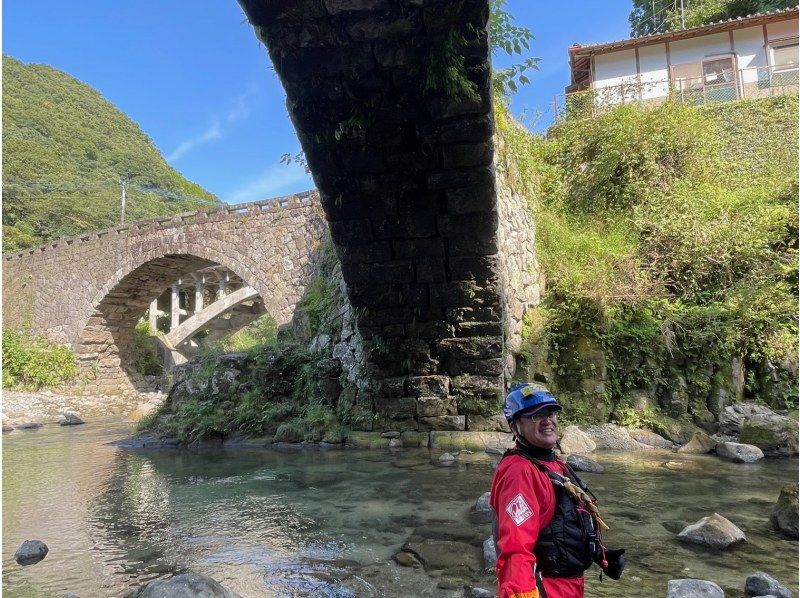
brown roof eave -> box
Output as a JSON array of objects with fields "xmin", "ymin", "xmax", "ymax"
[{"xmin": 569, "ymin": 9, "xmax": 798, "ymax": 58}]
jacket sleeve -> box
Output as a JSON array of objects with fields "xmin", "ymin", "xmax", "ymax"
[{"xmin": 491, "ymin": 459, "xmax": 549, "ymax": 598}]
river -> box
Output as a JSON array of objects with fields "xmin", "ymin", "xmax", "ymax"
[{"xmin": 3, "ymin": 418, "xmax": 797, "ymax": 597}]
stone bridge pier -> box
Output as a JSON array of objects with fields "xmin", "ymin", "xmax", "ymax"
[{"xmin": 240, "ymin": 0, "xmax": 515, "ymax": 430}]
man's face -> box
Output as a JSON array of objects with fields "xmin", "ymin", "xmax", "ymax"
[{"xmin": 516, "ymin": 407, "xmax": 559, "ymax": 449}]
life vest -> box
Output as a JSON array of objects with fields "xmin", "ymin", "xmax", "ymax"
[{"xmin": 503, "ymin": 448, "xmax": 605, "ymax": 579}]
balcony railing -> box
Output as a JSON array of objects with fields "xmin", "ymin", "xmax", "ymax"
[{"xmin": 553, "ymin": 65, "xmax": 799, "ymax": 123}]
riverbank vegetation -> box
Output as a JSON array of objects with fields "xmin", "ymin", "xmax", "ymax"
[
  {"xmin": 499, "ymin": 95, "xmax": 798, "ymax": 427},
  {"xmin": 2, "ymin": 329, "xmax": 77, "ymax": 389}
]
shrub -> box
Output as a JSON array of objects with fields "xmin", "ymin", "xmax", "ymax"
[
  {"xmin": 131, "ymin": 320, "xmax": 162, "ymax": 376},
  {"xmin": 2, "ymin": 329, "xmax": 77, "ymax": 389}
]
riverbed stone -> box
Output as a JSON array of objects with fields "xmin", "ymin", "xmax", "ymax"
[
  {"xmin": 438, "ymin": 452, "xmax": 456, "ymax": 463},
  {"xmin": 393, "ymin": 551, "xmax": 418, "ymax": 567},
  {"xmin": 15, "ymin": 421, "xmax": 43, "ymax": 430},
  {"xmin": 566, "ymin": 454, "xmax": 604, "ymax": 473},
  {"xmin": 482, "ymin": 536, "xmax": 497, "ymax": 569},
  {"xmin": 14, "ymin": 540, "xmax": 48, "ymax": 566},
  {"xmin": 677, "ymin": 513, "xmax": 747, "ymax": 549},
  {"xmin": 716, "ymin": 441, "xmax": 764, "ymax": 463},
  {"xmin": 473, "ymin": 491, "xmax": 493, "ymax": 523},
  {"xmin": 770, "ymin": 483, "xmax": 798, "ymax": 539},
  {"xmin": 628, "ymin": 427, "xmax": 673, "ymax": 449},
  {"xmin": 585, "ymin": 424, "xmax": 652, "ymax": 451},
  {"xmin": 744, "ymin": 572, "xmax": 793, "ymax": 598},
  {"xmin": 57, "ymin": 411, "xmax": 84, "ymax": 425},
  {"xmin": 472, "ymin": 588, "xmax": 492, "ymax": 598},
  {"xmin": 129, "ymin": 573, "xmax": 241, "ymax": 597},
  {"xmin": 678, "ymin": 431, "xmax": 716, "ymax": 454},
  {"xmin": 667, "ymin": 579, "xmax": 724, "ymax": 598},
  {"xmin": 402, "ymin": 539, "xmax": 483, "ymax": 573},
  {"xmin": 740, "ymin": 414, "xmax": 798, "ymax": 457},
  {"xmin": 559, "ymin": 425, "xmax": 596, "ymax": 454}
]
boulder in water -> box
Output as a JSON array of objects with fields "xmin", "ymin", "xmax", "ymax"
[
  {"xmin": 716, "ymin": 442, "xmax": 764, "ymax": 463},
  {"xmin": 740, "ymin": 414, "xmax": 798, "ymax": 457},
  {"xmin": 667, "ymin": 579, "xmax": 724, "ymax": 598},
  {"xmin": 585, "ymin": 424, "xmax": 652, "ymax": 450},
  {"xmin": 677, "ymin": 513, "xmax": 746, "ymax": 549},
  {"xmin": 770, "ymin": 483, "xmax": 798, "ymax": 539},
  {"xmin": 565, "ymin": 454, "xmax": 604, "ymax": 473},
  {"xmin": 14, "ymin": 540, "xmax": 48, "ymax": 565},
  {"xmin": 482, "ymin": 537, "xmax": 497, "ymax": 569},
  {"xmin": 559, "ymin": 425, "xmax": 596, "ymax": 454},
  {"xmin": 57, "ymin": 411, "xmax": 84, "ymax": 426},
  {"xmin": 628, "ymin": 428, "xmax": 673, "ymax": 449},
  {"xmin": 473, "ymin": 491, "xmax": 493, "ymax": 523},
  {"xmin": 129, "ymin": 573, "xmax": 241, "ymax": 597},
  {"xmin": 678, "ymin": 431, "xmax": 716, "ymax": 454},
  {"xmin": 744, "ymin": 572, "xmax": 793, "ymax": 598}
]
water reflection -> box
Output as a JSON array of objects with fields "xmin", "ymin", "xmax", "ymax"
[{"xmin": 3, "ymin": 421, "xmax": 798, "ymax": 597}]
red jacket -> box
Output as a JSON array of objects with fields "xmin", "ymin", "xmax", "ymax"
[{"xmin": 490, "ymin": 452, "xmax": 585, "ymax": 598}]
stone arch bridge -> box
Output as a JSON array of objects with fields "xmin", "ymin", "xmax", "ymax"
[{"xmin": 3, "ymin": 192, "xmax": 327, "ymax": 393}]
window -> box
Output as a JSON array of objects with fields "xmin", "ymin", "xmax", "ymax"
[
  {"xmin": 771, "ymin": 39, "xmax": 799, "ymax": 72},
  {"xmin": 702, "ymin": 57, "xmax": 735, "ymax": 85}
]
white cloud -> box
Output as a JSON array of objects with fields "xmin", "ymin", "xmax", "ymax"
[
  {"xmin": 226, "ymin": 162, "xmax": 312, "ymax": 204},
  {"xmin": 167, "ymin": 82, "xmax": 259, "ymax": 163},
  {"xmin": 166, "ymin": 121, "xmax": 222, "ymax": 162}
]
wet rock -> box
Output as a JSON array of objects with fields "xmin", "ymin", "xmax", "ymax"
[
  {"xmin": 740, "ymin": 414, "xmax": 798, "ymax": 457},
  {"xmin": 64, "ymin": 593, "xmax": 80, "ymax": 598},
  {"xmin": 15, "ymin": 421, "xmax": 42, "ymax": 430},
  {"xmin": 667, "ymin": 579, "xmax": 724, "ymax": 598},
  {"xmin": 678, "ymin": 431, "xmax": 716, "ymax": 454},
  {"xmin": 393, "ymin": 551, "xmax": 418, "ymax": 567},
  {"xmin": 388, "ymin": 438, "xmax": 402, "ymax": 448},
  {"xmin": 14, "ymin": 540, "xmax": 48, "ymax": 565},
  {"xmin": 403, "ymin": 538, "xmax": 483, "ymax": 573},
  {"xmin": 716, "ymin": 442, "xmax": 764, "ymax": 463},
  {"xmin": 651, "ymin": 416, "xmax": 698, "ymax": 445},
  {"xmin": 2, "ymin": 425, "xmax": 14, "ymax": 433},
  {"xmin": 129, "ymin": 572, "xmax": 241, "ymax": 597},
  {"xmin": 677, "ymin": 513, "xmax": 747, "ymax": 549},
  {"xmin": 482, "ymin": 536, "xmax": 497, "ymax": 569},
  {"xmin": 565, "ymin": 454, "xmax": 604, "ymax": 473},
  {"xmin": 473, "ymin": 491, "xmax": 493, "ymax": 523},
  {"xmin": 744, "ymin": 572, "xmax": 793, "ymax": 598},
  {"xmin": 472, "ymin": 587, "xmax": 493, "ymax": 598},
  {"xmin": 585, "ymin": 424, "xmax": 652, "ymax": 451},
  {"xmin": 438, "ymin": 452, "xmax": 456, "ymax": 463},
  {"xmin": 380, "ymin": 431, "xmax": 400, "ymax": 438},
  {"xmin": 719, "ymin": 403, "xmax": 780, "ymax": 435},
  {"xmin": 770, "ymin": 483, "xmax": 798, "ymax": 538},
  {"xmin": 628, "ymin": 428, "xmax": 673, "ymax": 449},
  {"xmin": 559, "ymin": 425, "xmax": 596, "ymax": 454},
  {"xmin": 57, "ymin": 411, "xmax": 84, "ymax": 426}
]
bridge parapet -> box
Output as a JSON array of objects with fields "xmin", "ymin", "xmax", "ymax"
[{"xmin": 3, "ymin": 190, "xmax": 319, "ymax": 262}]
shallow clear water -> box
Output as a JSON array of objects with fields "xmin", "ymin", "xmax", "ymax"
[{"xmin": 3, "ymin": 420, "xmax": 797, "ymax": 598}]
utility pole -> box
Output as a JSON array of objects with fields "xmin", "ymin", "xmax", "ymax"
[{"xmin": 119, "ymin": 175, "xmax": 130, "ymax": 225}]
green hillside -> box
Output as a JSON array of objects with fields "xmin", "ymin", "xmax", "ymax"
[{"xmin": 2, "ymin": 55, "xmax": 220, "ymax": 253}]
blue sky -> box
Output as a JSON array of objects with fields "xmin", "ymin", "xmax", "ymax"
[{"xmin": 3, "ymin": 1, "xmax": 631, "ymax": 204}]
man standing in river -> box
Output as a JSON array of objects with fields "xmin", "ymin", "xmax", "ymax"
[{"xmin": 490, "ymin": 383, "xmax": 624, "ymax": 598}]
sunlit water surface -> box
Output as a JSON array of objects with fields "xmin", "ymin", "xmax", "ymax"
[{"xmin": 3, "ymin": 419, "xmax": 797, "ymax": 597}]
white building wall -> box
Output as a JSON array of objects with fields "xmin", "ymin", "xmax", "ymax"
[
  {"xmin": 638, "ymin": 43, "xmax": 670, "ymax": 99},
  {"xmin": 669, "ymin": 32, "xmax": 732, "ymax": 68},
  {"xmin": 734, "ymin": 25, "xmax": 768, "ymax": 85},
  {"xmin": 767, "ymin": 18, "xmax": 798, "ymax": 41},
  {"xmin": 593, "ymin": 49, "xmax": 638, "ymax": 103}
]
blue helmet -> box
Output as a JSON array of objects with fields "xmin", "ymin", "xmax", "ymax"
[{"xmin": 503, "ymin": 383, "xmax": 562, "ymax": 422}]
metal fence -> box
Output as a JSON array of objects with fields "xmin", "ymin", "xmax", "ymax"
[{"xmin": 552, "ymin": 65, "xmax": 799, "ymax": 124}]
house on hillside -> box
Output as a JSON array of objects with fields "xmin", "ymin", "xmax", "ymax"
[{"xmin": 565, "ymin": 7, "xmax": 798, "ymax": 114}]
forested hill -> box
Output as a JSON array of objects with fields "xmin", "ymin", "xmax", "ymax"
[{"xmin": 2, "ymin": 55, "xmax": 221, "ymax": 253}]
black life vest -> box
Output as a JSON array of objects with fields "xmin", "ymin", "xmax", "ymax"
[{"xmin": 501, "ymin": 448, "xmax": 605, "ymax": 579}]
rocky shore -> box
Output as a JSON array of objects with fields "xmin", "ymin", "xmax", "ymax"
[{"xmin": 2, "ymin": 389, "xmax": 164, "ymax": 430}]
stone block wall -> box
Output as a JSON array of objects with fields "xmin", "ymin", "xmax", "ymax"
[{"xmin": 240, "ymin": 0, "xmax": 508, "ymax": 431}]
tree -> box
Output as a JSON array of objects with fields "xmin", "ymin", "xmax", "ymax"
[{"xmin": 629, "ymin": 0, "xmax": 796, "ymax": 37}]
